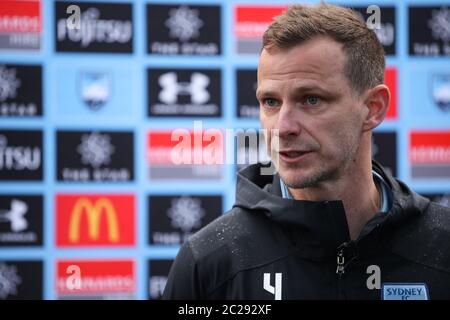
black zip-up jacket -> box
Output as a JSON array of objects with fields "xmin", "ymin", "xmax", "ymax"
[{"xmin": 163, "ymin": 161, "xmax": 450, "ymax": 300}]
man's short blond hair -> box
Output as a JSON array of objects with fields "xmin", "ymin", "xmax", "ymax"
[{"xmin": 262, "ymin": 3, "xmax": 385, "ymax": 94}]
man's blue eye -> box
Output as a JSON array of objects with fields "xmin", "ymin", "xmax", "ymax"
[
  {"xmin": 306, "ymin": 96, "xmax": 320, "ymax": 105},
  {"xmin": 264, "ymin": 99, "xmax": 278, "ymax": 107}
]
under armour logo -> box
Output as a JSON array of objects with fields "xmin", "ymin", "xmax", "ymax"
[
  {"xmin": 159, "ymin": 72, "xmax": 210, "ymax": 104},
  {"xmin": 263, "ymin": 273, "xmax": 282, "ymax": 300},
  {"xmin": 0, "ymin": 199, "xmax": 28, "ymax": 232}
]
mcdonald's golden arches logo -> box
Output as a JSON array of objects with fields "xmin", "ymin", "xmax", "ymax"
[
  {"xmin": 69, "ymin": 197, "xmax": 119, "ymax": 242},
  {"xmin": 56, "ymin": 194, "xmax": 135, "ymax": 246}
]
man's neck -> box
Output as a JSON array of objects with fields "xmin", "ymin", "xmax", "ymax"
[{"xmin": 288, "ymin": 160, "xmax": 381, "ymax": 241}]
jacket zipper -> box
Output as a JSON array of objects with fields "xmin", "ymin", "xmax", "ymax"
[
  {"xmin": 336, "ymin": 250, "xmax": 345, "ymax": 275},
  {"xmin": 336, "ymin": 241, "xmax": 357, "ymax": 299}
]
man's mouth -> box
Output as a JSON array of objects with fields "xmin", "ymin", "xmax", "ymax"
[{"xmin": 278, "ymin": 150, "xmax": 312, "ymax": 163}]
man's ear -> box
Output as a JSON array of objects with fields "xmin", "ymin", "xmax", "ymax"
[{"xmin": 362, "ymin": 84, "xmax": 390, "ymax": 131}]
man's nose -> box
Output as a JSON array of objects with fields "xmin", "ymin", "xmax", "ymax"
[{"xmin": 276, "ymin": 103, "xmax": 302, "ymax": 138}]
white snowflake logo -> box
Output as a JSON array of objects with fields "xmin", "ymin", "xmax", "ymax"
[
  {"xmin": 167, "ymin": 197, "xmax": 205, "ymax": 233},
  {"xmin": 0, "ymin": 66, "xmax": 21, "ymax": 102},
  {"xmin": 428, "ymin": 7, "xmax": 450, "ymax": 42},
  {"xmin": 0, "ymin": 263, "xmax": 22, "ymax": 299},
  {"xmin": 165, "ymin": 6, "xmax": 204, "ymax": 42},
  {"xmin": 77, "ymin": 132, "xmax": 115, "ymax": 168}
]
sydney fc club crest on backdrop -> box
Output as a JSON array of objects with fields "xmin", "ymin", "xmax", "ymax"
[
  {"xmin": 79, "ymin": 71, "xmax": 111, "ymax": 110},
  {"xmin": 431, "ymin": 74, "xmax": 450, "ymax": 111}
]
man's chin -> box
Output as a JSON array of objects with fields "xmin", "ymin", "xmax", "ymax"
[
  {"xmin": 280, "ymin": 165, "xmax": 340, "ymax": 189},
  {"xmin": 279, "ymin": 169, "xmax": 318, "ymax": 189}
]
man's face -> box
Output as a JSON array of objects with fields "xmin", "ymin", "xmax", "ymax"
[{"xmin": 257, "ymin": 37, "xmax": 367, "ymax": 189}]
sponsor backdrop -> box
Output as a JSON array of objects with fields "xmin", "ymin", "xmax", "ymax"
[{"xmin": 0, "ymin": 0, "xmax": 449, "ymax": 300}]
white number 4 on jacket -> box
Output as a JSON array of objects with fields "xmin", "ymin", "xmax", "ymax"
[{"xmin": 263, "ymin": 273, "xmax": 282, "ymax": 300}]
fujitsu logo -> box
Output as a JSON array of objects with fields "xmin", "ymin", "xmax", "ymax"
[
  {"xmin": 57, "ymin": 7, "xmax": 132, "ymax": 47},
  {"xmin": 0, "ymin": 135, "xmax": 41, "ymax": 171}
]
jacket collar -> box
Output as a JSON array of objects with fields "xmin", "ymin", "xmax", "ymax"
[{"xmin": 233, "ymin": 160, "xmax": 429, "ymax": 258}]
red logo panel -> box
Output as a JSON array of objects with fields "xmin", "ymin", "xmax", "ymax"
[
  {"xmin": 410, "ymin": 131, "xmax": 450, "ymax": 164},
  {"xmin": 56, "ymin": 260, "xmax": 135, "ymax": 295},
  {"xmin": 56, "ymin": 194, "xmax": 135, "ymax": 246},
  {"xmin": 0, "ymin": 0, "xmax": 41, "ymax": 33},
  {"xmin": 385, "ymin": 67, "xmax": 397, "ymax": 120},
  {"xmin": 235, "ymin": 5, "xmax": 287, "ymax": 38}
]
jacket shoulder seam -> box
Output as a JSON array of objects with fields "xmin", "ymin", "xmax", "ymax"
[
  {"xmin": 389, "ymin": 250, "xmax": 450, "ymax": 275},
  {"xmin": 206, "ymin": 250, "xmax": 295, "ymax": 297}
]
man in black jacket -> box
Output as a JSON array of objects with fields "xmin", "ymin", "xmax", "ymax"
[{"xmin": 163, "ymin": 3, "xmax": 450, "ymax": 300}]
